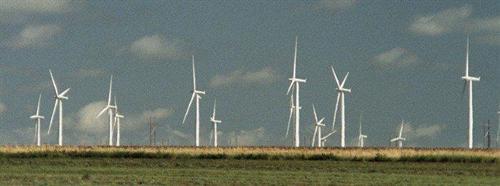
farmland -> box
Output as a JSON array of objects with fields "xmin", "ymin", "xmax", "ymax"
[{"xmin": 0, "ymin": 146, "xmax": 498, "ymax": 185}]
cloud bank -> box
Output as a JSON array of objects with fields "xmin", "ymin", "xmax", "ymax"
[
  {"xmin": 7, "ymin": 24, "xmax": 62, "ymax": 48},
  {"xmin": 130, "ymin": 35, "xmax": 184, "ymax": 60},
  {"xmin": 209, "ymin": 67, "xmax": 278, "ymax": 88}
]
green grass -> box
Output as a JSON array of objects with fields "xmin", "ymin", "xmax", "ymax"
[{"xmin": 0, "ymin": 157, "xmax": 498, "ymax": 185}]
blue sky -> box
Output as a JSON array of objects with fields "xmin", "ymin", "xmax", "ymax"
[{"xmin": 0, "ymin": 0, "xmax": 499, "ymax": 147}]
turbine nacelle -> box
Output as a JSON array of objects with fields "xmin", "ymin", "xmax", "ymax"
[
  {"xmin": 336, "ymin": 87, "xmax": 351, "ymax": 93},
  {"xmin": 30, "ymin": 115, "xmax": 45, "ymax": 120},
  {"xmin": 194, "ymin": 90, "xmax": 206, "ymax": 95},
  {"xmin": 390, "ymin": 137, "xmax": 406, "ymax": 142},
  {"xmin": 461, "ymin": 76, "xmax": 480, "ymax": 82},
  {"xmin": 288, "ymin": 78, "xmax": 307, "ymax": 83}
]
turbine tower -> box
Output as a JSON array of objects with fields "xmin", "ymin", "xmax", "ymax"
[
  {"xmin": 331, "ymin": 66, "xmax": 351, "ymax": 148},
  {"xmin": 210, "ymin": 99, "xmax": 222, "ymax": 147},
  {"xmin": 390, "ymin": 120, "xmax": 406, "ymax": 148},
  {"xmin": 182, "ymin": 55, "xmax": 206, "ymax": 147},
  {"xmin": 30, "ymin": 94, "xmax": 44, "ymax": 146},
  {"xmin": 286, "ymin": 36, "xmax": 306, "ymax": 147},
  {"xmin": 310, "ymin": 104, "xmax": 335, "ymax": 147},
  {"xmin": 461, "ymin": 37, "xmax": 480, "ymax": 149},
  {"xmin": 113, "ymin": 97, "xmax": 124, "ymax": 147},
  {"xmin": 97, "ymin": 75, "xmax": 116, "ymax": 146},
  {"xmin": 47, "ymin": 70, "xmax": 70, "ymax": 146},
  {"xmin": 497, "ymin": 105, "xmax": 500, "ymax": 147},
  {"xmin": 358, "ymin": 114, "xmax": 367, "ymax": 148}
]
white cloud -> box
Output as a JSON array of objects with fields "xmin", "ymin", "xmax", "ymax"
[
  {"xmin": 129, "ymin": 34, "xmax": 184, "ymax": 60},
  {"xmin": 227, "ymin": 127, "xmax": 266, "ymax": 146},
  {"xmin": 71, "ymin": 101, "xmax": 108, "ymax": 134},
  {"xmin": 373, "ymin": 47, "xmax": 419, "ymax": 68},
  {"xmin": 7, "ymin": 24, "xmax": 62, "ymax": 48},
  {"xmin": 209, "ymin": 67, "xmax": 278, "ymax": 88},
  {"xmin": 0, "ymin": 0, "xmax": 72, "ymax": 13},
  {"xmin": 0, "ymin": 0, "xmax": 76, "ymax": 24},
  {"xmin": 142, "ymin": 108, "xmax": 174, "ymax": 120},
  {"xmin": 316, "ymin": 0, "xmax": 357, "ymax": 12},
  {"xmin": 409, "ymin": 5, "xmax": 500, "ymax": 36},
  {"xmin": 0, "ymin": 101, "xmax": 6, "ymax": 114},
  {"xmin": 409, "ymin": 6, "xmax": 471, "ymax": 36}
]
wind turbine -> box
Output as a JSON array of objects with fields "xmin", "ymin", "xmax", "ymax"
[
  {"xmin": 97, "ymin": 75, "xmax": 116, "ymax": 146},
  {"xmin": 461, "ymin": 37, "xmax": 480, "ymax": 149},
  {"xmin": 390, "ymin": 120, "xmax": 406, "ymax": 148},
  {"xmin": 210, "ymin": 99, "xmax": 222, "ymax": 147},
  {"xmin": 47, "ymin": 70, "xmax": 70, "ymax": 146},
  {"xmin": 357, "ymin": 114, "xmax": 367, "ymax": 148},
  {"xmin": 30, "ymin": 94, "xmax": 44, "ymax": 146},
  {"xmin": 114, "ymin": 97, "xmax": 124, "ymax": 147},
  {"xmin": 310, "ymin": 104, "xmax": 336, "ymax": 147},
  {"xmin": 182, "ymin": 55, "xmax": 206, "ymax": 147},
  {"xmin": 330, "ymin": 66, "xmax": 351, "ymax": 148},
  {"xmin": 311, "ymin": 104, "xmax": 325, "ymax": 147},
  {"xmin": 497, "ymin": 105, "xmax": 500, "ymax": 147},
  {"xmin": 286, "ymin": 36, "xmax": 306, "ymax": 147}
]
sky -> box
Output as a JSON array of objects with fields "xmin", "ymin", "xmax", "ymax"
[{"xmin": 0, "ymin": 0, "xmax": 499, "ymax": 148}]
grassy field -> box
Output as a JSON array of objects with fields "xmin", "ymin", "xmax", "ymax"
[{"xmin": 0, "ymin": 146, "xmax": 498, "ymax": 185}]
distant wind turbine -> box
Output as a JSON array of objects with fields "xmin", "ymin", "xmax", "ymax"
[
  {"xmin": 331, "ymin": 66, "xmax": 351, "ymax": 148},
  {"xmin": 357, "ymin": 114, "xmax": 367, "ymax": 148},
  {"xmin": 210, "ymin": 99, "xmax": 222, "ymax": 147},
  {"xmin": 390, "ymin": 120, "xmax": 406, "ymax": 148},
  {"xmin": 310, "ymin": 104, "xmax": 335, "ymax": 147},
  {"xmin": 461, "ymin": 37, "xmax": 480, "ymax": 149},
  {"xmin": 286, "ymin": 36, "xmax": 306, "ymax": 147},
  {"xmin": 97, "ymin": 75, "xmax": 116, "ymax": 146},
  {"xmin": 30, "ymin": 94, "xmax": 44, "ymax": 146},
  {"xmin": 114, "ymin": 97, "xmax": 124, "ymax": 147},
  {"xmin": 182, "ymin": 55, "xmax": 206, "ymax": 147},
  {"xmin": 47, "ymin": 70, "xmax": 70, "ymax": 146},
  {"xmin": 497, "ymin": 105, "xmax": 500, "ymax": 147}
]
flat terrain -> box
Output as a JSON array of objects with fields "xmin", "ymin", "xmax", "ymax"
[
  {"xmin": 0, "ymin": 146, "xmax": 498, "ymax": 185},
  {"xmin": 0, "ymin": 158, "xmax": 498, "ymax": 185}
]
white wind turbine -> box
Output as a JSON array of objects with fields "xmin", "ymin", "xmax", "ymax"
[
  {"xmin": 47, "ymin": 70, "xmax": 70, "ymax": 146},
  {"xmin": 182, "ymin": 55, "xmax": 206, "ymax": 147},
  {"xmin": 357, "ymin": 114, "xmax": 367, "ymax": 148},
  {"xmin": 461, "ymin": 37, "xmax": 480, "ymax": 149},
  {"xmin": 30, "ymin": 94, "xmax": 44, "ymax": 146},
  {"xmin": 330, "ymin": 66, "xmax": 351, "ymax": 148},
  {"xmin": 97, "ymin": 75, "xmax": 116, "ymax": 146},
  {"xmin": 210, "ymin": 99, "xmax": 222, "ymax": 147},
  {"xmin": 390, "ymin": 120, "xmax": 406, "ymax": 148},
  {"xmin": 310, "ymin": 104, "xmax": 336, "ymax": 147},
  {"xmin": 286, "ymin": 36, "xmax": 306, "ymax": 147},
  {"xmin": 114, "ymin": 97, "xmax": 124, "ymax": 147}
]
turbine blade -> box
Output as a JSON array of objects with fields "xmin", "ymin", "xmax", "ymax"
[
  {"xmin": 59, "ymin": 88, "xmax": 70, "ymax": 97},
  {"xmin": 48, "ymin": 100, "xmax": 59, "ymax": 134},
  {"xmin": 49, "ymin": 70, "xmax": 59, "ymax": 95},
  {"xmin": 286, "ymin": 95, "xmax": 294, "ymax": 138},
  {"xmin": 312, "ymin": 126, "xmax": 318, "ymax": 147},
  {"xmin": 332, "ymin": 93, "xmax": 340, "ymax": 130},
  {"xmin": 36, "ymin": 93, "xmax": 42, "ymax": 115},
  {"xmin": 96, "ymin": 106, "xmax": 109, "ymax": 118},
  {"xmin": 292, "ymin": 36, "xmax": 298, "ymax": 78},
  {"xmin": 359, "ymin": 113, "xmax": 363, "ymax": 136},
  {"xmin": 212, "ymin": 99, "xmax": 217, "ymax": 118},
  {"xmin": 182, "ymin": 93, "xmax": 196, "ymax": 124},
  {"xmin": 461, "ymin": 80, "xmax": 467, "ymax": 99},
  {"xmin": 192, "ymin": 55, "xmax": 196, "ymax": 90},
  {"xmin": 286, "ymin": 82, "xmax": 295, "ymax": 95},
  {"xmin": 330, "ymin": 66, "xmax": 341, "ymax": 87},
  {"xmin": 114, "ymin": 96, "xmax": 118, "ymax": 112},
  {"xmin": 465, "ymin": 36, "xmax": 469, "ymax": 77},
  {"xmin": 323, "ymin": 131, "xmax": 336, "ymax": 139},
  {"xmin": 312, "ymin": 104, "xmax": 318, "ymax": 124},
  {"xmin": 340, "ymin": 72, "xmax": 350, "ymax": 88},
  {"xmin": 399, "ymin": 121, "xmax": 404, "ymax": 137},
  {"xmin": 108, "ymin": 75, "xmax": 113, "ymax": 105}
]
